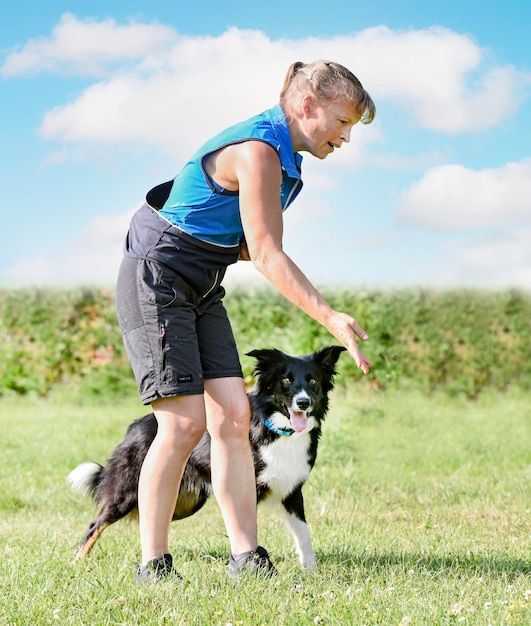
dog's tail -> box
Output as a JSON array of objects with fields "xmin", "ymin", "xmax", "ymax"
[{"xmin": 68, "ymin": 462, "xmax": 103, "ymax": 501}]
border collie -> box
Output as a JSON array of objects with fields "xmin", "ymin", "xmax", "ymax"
[{"xmin": 69, "ymin": 345, "xmax": 345, "ymax": 570}]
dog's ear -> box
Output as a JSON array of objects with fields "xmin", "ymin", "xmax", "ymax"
[
  {"xmin": 246, "ymin": 349, "xmax": 267, "ymax": 360},
  {"xmin": 312, "ymin": 345, "xmax": 346, "ymax": 373},
  {"xmin": 246, "ymin": 348, "xmax": 285, "ymax": 364},
  {"xmin": 245, "ymin": 348, "xmax": 286, "ymax": 384}
]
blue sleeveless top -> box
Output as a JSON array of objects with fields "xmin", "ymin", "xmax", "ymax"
[{"xmin": 159, "ymin": 104, "xmax": 303, "ymax": 247}]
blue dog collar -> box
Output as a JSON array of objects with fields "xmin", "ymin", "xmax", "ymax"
[{"xmin": 261, "ymin": 418, "xmax": 293, "ymax": 437}]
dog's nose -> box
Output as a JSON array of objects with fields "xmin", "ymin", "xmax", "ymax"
[{"xmin": 296, "ymin": 398, "xmax": 310, "ymax": 411}]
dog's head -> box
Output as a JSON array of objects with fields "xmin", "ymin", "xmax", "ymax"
[{"xmin": 246, "ymin": 346, "xmax": 346, "ymax": 434}]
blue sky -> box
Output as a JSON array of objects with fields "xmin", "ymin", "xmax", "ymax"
[{"xmin": 1, "ymin": 0, "xmax": 530, "ymax": 290}]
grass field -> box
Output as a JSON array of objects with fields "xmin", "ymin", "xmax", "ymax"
[{"xmin": 0, "ymin": 387, "xmax": 529, "ymax": 625}]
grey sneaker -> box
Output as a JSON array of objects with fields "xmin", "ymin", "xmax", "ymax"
[
  {"xmin": 228, "ymin": 546, "xmax": 278, "ymax": 578},
  {"xmin": 135, "ymin": 553, "xmax": 180, "ymax": 583}
]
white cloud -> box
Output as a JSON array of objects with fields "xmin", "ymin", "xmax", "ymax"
[
  {"xmin": 369, "ymin": 149, "xmax": 447, "ymax": 172},
  {"xmin": 356, "ymin": 26, "xmax": 530, "ymax": 133},
  {"xmin": 34, "ymin": 27, "xmax": 290, "ymax": 159},
  {"xmin": 397, "ymin": 159, "xmax": 531, "ymax": 231},
  {"xmin": 33, "ymin": 26, "xmax": 382, "ymax": 163},
  {"xmin": 1, "ymin": 205, "xmax": 275, "ymax": 289},
  {"xmin": 435, "ymin": 228, "xmax": 531, "ymax": 288},
  {"xmin": 355, "ymin": 233, "xmax": 404, "ymax": 250},
  {"xmin": 1, "ymin": 16, "xmax": 528, "ymax": 164},
  {"xmin": 3, "ymin": 210, "xmax": 134, "ymax": 287},
  {"xmin": 1, "ymin": 13, "xmax": 176, "ymax": 77},
  {"xmin": 2, "ymin": 15, "xmax": 530, "ymax": 291}
]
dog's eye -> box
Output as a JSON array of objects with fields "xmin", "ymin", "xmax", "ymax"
[
  {"xmin": 281, "ymin": 377, "xmax": 291, "ymax": 387},
  {"xmin": 309, "ymin": 378, "xmax": 317, "ymax": 388}
]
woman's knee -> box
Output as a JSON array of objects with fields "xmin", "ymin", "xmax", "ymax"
[
  {"xmin": 152, "ymin": 395, "xmax": 207, "ymax": 451},
  {"xmin": 229, "ymin": 399, "xmax": 251, "ymax": 438},
  {"xmin": 205, "ymin": 383, "xmax": 251, "ymax": 440}
]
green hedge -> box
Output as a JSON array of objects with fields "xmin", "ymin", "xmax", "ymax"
[{"xmin": 1, "ymin": 287, "xmax": 530, "ymax": 399}]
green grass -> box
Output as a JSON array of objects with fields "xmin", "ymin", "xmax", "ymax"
[{"xmin": 0, "ymin": 389, "xmax": 529, "ymax": 625}]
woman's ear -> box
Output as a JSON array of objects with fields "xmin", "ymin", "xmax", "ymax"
[{"xmin": 301, "ymin": 94, "xmax": 314, "ymax": 119}]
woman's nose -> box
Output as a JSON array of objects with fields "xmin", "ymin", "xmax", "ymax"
[{"xmin": 340, "ymin": 127, "xmax": 352, "ymax": 143}]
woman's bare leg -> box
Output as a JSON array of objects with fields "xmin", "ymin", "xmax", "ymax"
[
  {"xmin": 205, "ymin": 377, "xmax": 258, "ymax": 555},
  {"xmin": 138, "ymin": 394, "xmax": 206, "ymax": 565}
]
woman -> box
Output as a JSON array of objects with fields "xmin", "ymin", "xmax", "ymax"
[{"xmin": 115, "ymin": 60, "xmax": 376, "ymax": 581}]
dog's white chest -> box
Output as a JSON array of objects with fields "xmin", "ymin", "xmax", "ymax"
[{"xmin": 257, "ymin": 434, "xmax": 311, "ymax": 499}]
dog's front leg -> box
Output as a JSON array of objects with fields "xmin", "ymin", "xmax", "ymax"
[{"xmin": 281, "ymin": 490, "xmax": 317, "ymax": 571}]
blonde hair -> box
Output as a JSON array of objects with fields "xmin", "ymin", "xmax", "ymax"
[{"xmin": 280, "ymin": 60, "xmax": 376, "ymax": 124}]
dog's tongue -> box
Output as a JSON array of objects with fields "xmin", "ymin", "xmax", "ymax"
[{"xmin": 290, "ymin": 411, "xmax": 307, "ymax": 432}]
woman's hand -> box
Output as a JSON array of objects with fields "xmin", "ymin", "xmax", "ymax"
[{"xmin": 325, "ymin": 311, "xmax": 372, "ymax": 374}]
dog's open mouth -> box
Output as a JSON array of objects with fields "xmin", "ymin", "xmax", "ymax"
[{"xmin": 289, "ymin": 410, "xmax": 308, "ymax": 433}]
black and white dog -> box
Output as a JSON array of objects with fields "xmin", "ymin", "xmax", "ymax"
[{"xmin": 69, "ymin": 346, "xmax": 345, "ymax": 570}]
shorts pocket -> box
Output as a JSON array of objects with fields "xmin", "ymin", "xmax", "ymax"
[{"xmin": 138, "ymin": 259, "xmax": 185, "ymax": 308}]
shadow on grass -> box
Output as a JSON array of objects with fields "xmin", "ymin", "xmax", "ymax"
[
  {"xmin": 317, "ymin": 549, "xmax": 530, "ymax": 578},
  {"xmin": 140, "ymin": 544, "xmax": 530, "ymax": 581}
]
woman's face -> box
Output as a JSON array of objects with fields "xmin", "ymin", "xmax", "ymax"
[{"xmin": 299, "ymin": 97, "xmax": 360, "ymax": 159}]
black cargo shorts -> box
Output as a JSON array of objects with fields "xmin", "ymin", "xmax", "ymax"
[{"xmin": 116, "ymin": 205, "xmax": 243, "ymax": 405}]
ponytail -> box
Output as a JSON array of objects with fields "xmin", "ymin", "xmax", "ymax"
[{"xmin": 279, "ymin": 61, "xmax": 306, "ymax": 101}]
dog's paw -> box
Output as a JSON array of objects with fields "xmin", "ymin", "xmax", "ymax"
[{"xmin": 302, "ymin": 558, "xmax": 317, "ymax": 573}]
